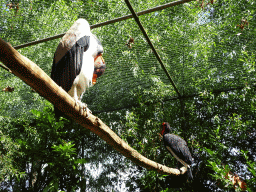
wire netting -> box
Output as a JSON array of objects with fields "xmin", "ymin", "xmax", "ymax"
[{"xmin": 0, "ymin": 0, "xmax": 255, "ymax": 113}]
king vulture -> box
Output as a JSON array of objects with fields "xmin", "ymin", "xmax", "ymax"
[{"xmin": 51, "ymin": 18, "xmax": 106, "ymax": 119}]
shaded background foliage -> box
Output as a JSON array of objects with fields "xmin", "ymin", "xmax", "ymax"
[{"xmin": 0, "ymin": 0, "xmax": 255, "ymax": 191}]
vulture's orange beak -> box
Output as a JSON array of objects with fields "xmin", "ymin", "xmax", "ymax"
[{"xmin": 93, "ymin": 54, "xmax": 106, "ymax": 85}]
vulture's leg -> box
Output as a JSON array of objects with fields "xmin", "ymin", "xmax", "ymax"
[{"xmin": 73, "ymin": 85, "xmax": 91, "ymax": 117}]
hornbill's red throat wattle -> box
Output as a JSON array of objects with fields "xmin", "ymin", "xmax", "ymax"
[{"xmin": 161, "ymin": 122, "xmax": 193, "ymax": 180}]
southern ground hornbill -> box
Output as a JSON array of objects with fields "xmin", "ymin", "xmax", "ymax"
[{"xmin": 161, "ymin": 122, "xmax": 193, "ymax": 180}]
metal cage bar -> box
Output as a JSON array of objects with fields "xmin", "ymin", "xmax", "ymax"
[{"xmin": 124, "ymin": 0, "xmax": 181, "ymax": 98}]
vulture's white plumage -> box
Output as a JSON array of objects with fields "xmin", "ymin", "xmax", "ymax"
[{"xmin": 51, "ymin": 19, "xmax": 106, "ymax": 119}]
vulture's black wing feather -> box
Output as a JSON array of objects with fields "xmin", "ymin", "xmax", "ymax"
[
  {"xmin": 51, "ymin": 36, "xmax": 90, "ymax": 119},
  {"xmin": 51, "ymin": 36, "xmax": 90, "ymax": 92}
]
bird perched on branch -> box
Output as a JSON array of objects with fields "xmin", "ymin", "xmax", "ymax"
[
  {"xmin": 161, "ymin": 122, "xmax": 193, "ymax": 180},
  {"xmin": 51, "ymin": 18, "xmax": 106, "ymax": 119}
]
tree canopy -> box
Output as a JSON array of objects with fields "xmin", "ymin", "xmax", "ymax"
[{"xmin": 0, "ymin": 0, "xmax": 255, "ymax": 191}]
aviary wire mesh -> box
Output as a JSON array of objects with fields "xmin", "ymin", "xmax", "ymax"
[{"xmin": 0, "ymin": 0, "xmax": 255, "ymax": 114}]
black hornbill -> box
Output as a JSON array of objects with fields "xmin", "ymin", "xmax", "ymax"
[{"xmin": 161, "ymin": 122, "xmax": 193, "ymax": 180}]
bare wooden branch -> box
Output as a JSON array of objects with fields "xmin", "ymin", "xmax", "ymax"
[{"xmin": 0, "ymin": 38, "xmax": 187, "ymax": 176}]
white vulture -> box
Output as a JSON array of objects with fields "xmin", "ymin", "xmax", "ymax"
[{"xmin": 51, "ymin": 18, "xmax": 106, "ymax": 119}]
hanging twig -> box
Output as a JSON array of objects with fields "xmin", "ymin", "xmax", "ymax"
[{"xmin": 0, "ymin": 62, "xmax": 12, "ymax": 73}]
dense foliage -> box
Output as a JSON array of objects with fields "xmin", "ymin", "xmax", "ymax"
[{"xmin": 0, "ymin": 0, "xmax": 255, "ymax": 191}]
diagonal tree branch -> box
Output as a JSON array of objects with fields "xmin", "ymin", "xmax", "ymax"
[{"xmin": 0, "ymin": 38, "xmax": 187, "ymax": 176}]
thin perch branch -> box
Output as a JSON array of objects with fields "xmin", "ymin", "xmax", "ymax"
[{"xmin": 0, "ymin": 38, "xmax": 187, "ymax": 176}]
